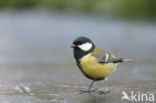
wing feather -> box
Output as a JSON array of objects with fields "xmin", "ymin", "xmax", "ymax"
[{"xmin": 92, "ymin": 47, "xmax": 123, "ymax": 63}]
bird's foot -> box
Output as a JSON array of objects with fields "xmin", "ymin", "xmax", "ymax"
[
  {"xmin": 95, "ymin": 89, "xmax": 110, "ymax": 95},
  {"xmin": 79, "ymin": 88, "xmax": 110, "ymax": 95},
  {"xmin": 79, "ymin": 88, "xmax": 98, "ymax": 94}
]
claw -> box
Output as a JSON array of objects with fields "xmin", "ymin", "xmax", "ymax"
[
  {"xmin": 79, "ymin": 89, "xmax": 110, "ymax": 95},
  {"xmin": 79, "ymin": 89, "xmax": 96, "ymax": 94},
  {"xmin": 96, "ymin": 90, "xmax": 110, "ymax": 95}
]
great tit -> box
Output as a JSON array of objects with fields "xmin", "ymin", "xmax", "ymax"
[{"xmin": 71, "ymin": 36, "xmax": 131, "ymax": 94}]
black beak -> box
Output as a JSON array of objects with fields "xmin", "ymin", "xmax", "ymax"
[{"xmin": 70, "ymin": 45, "xmax": 77, "ymax": 48}]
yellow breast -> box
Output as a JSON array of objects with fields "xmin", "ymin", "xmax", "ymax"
[{"xmin": 79, "ymin": 53, "xmax": 115, "ymax": 79}]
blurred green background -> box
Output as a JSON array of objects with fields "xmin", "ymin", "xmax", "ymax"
[{"xmin": 0, "ymin": 0, "xmax": 156, "ymax": 20}]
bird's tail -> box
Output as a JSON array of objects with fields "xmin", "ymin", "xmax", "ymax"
[{"xmin": 122, "ymin": 58, "xmax": 134, "ymax": 62}]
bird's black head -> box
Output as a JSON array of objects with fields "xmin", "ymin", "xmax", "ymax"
[{"xmin": 71, "ymin": 36, "xmax": 95, "ymax": 62}]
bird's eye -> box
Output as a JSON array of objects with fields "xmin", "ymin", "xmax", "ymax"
[
  {"xmin": 74, "ymin": 41, "xmax": 83, "ymax": 45},
  {"xmin": 78, "ymin": 42, "xmax": 83, "ymax": 45}
]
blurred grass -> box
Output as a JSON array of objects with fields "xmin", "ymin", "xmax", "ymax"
[{"xmin": 0, "ymin": 0, "xmax": 156, "ymax": 20}]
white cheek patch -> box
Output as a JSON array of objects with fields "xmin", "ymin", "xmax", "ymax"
[{"xmin": 78, "ymin": 42, "xmax": 93, "ymax": 51}]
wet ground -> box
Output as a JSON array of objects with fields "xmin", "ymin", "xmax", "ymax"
[{"xmin": 0, "ymin": 10, "xmax": 156, "ymax": 103}]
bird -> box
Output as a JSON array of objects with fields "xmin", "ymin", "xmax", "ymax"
[{"xmin": 71, "ymin": 36, "xmax": 132, "ymax": 94}]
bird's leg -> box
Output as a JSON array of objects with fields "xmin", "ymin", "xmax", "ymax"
[
  {"xmin": 87, "ymin": 80, "xmax": 95, "ymax": 92},
  {"xmin": 97, "ymin": 78, "xmax": 110, "ymax": 95},
  {"xmin": 79, "ymin": 80, "xmax": 95, "ymax": 94},
  {"xmin": 104, "ymin": 78, "xmax": 108, "ymax": 91},
  {"xmin": 103, "ymin": 78, "xmax": 110, "ymax": 93}
]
